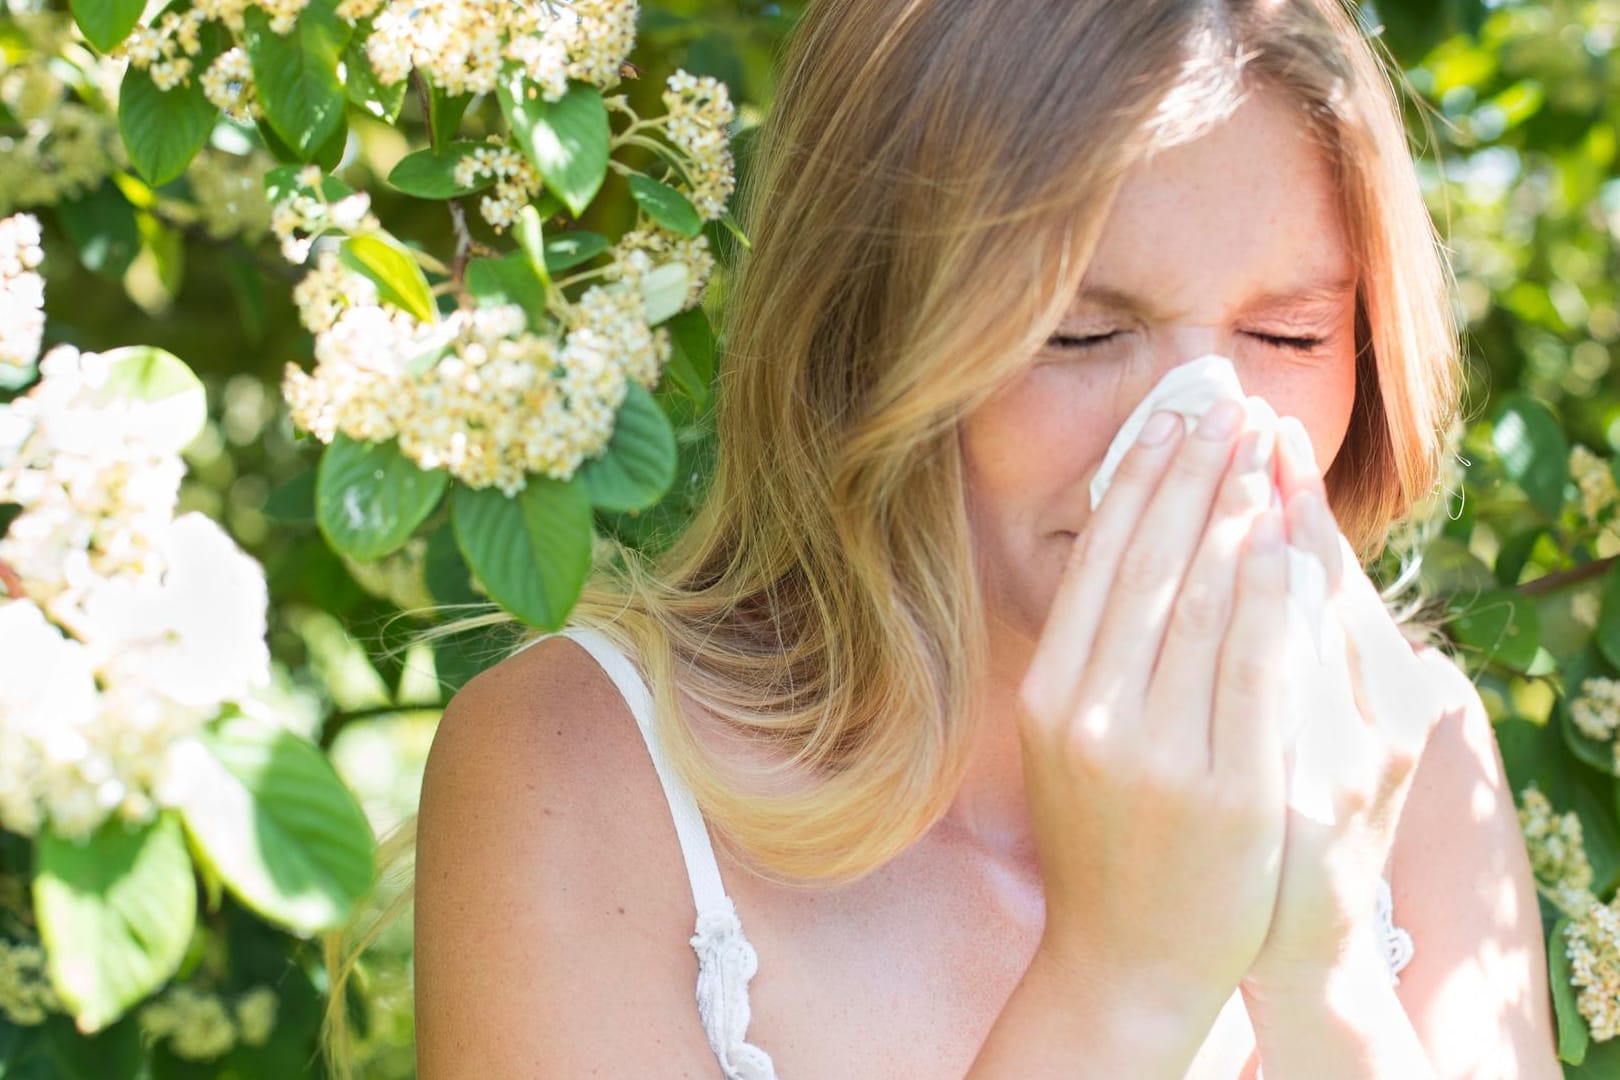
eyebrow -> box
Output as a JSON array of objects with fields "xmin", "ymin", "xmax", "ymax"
[{"xmin": 1072, "ymin": 275, "xmax": 1358, "ymax": 319}]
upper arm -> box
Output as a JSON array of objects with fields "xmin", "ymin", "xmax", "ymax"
[
  {"xmin": 1390, "ymin": 649, "xmax": 1559, "ymax": 1080},
  {"xmin": 412, "ymin": 638, "xmax": 722, "ymax": 1078}
]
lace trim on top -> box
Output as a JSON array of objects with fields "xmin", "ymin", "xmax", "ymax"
[{"xmin": 540, "ymin": 628, "xmax": 1414, "ymax": 1080}]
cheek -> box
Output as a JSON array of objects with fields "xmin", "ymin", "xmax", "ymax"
[
  {"xmin": 1239, "ymin": 351, "xmax": 1358, "ymax": 471},
  {"xmin": 960, "ymin": 368, "xmax": 1114, "ymax": 525}
]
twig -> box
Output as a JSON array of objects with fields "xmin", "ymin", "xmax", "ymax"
[{"xmin": 1518, "ymin": 554, "xmax": 1620, "ymax": 597}]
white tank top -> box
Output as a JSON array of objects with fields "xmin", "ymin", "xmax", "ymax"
[{"xmin": 544, "ymin": 625, "xmax": 1415, "ymax": 1080}]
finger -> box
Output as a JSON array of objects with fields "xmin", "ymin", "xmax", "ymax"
[
  {"xmin": 1274, "ymin": 415, "xmax": 1324, "ymax": 503},
  {"xmin": 1285, "ymin": 488, "xmax": 1344, "ymax": 594},
  {"xmin": 1021, "ymin": 409, "xmax": 1184, "ymax": 719},
  {"xmin": 1147, "ymin": 428, "xmax": 1275, "ymax": 766},
  {"xmin": 1336, "ymin": 567, "xmax": 1440, "ymax": 756},
  {"xmin": 1083, "ymin": 397, "xmax": 1248, "ymax": 707},
  {"xmin": 1210, "ymin": 506, "xmax": 1289, "ymax": 797}
]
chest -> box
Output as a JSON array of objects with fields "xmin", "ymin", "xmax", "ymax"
[{"xmin": 718, "ymin": 838, "xmax": 1260, "ymax": 1079}]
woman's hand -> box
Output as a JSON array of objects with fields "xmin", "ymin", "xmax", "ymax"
[
  {"xmin": 1016, "ymin": 398, "xmax": 1292, "ymax": 1057},
  {"xmin": 1240, "ymin": 421, "xmax": 1457, "ymax": 998}
]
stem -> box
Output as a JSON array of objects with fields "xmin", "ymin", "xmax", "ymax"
[
  {"xmin": 1518, "ymin": 554, "xmax": 1619, "ymax": 597},
  {"xmin": 318, "ymin": 701, "xmax": 443, "ymax": 750},
  {"xmin": 412, "ymin": 69, "xmax": 436, "ymax": 151}
]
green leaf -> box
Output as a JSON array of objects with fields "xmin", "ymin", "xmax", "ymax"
[
  {"xmin": 1491, "ymin": 394, "xmax": 1569, "ymax": 518},
  {"xmin": 262, "ymin": 469, "xmax": 316, "ymax": 524},
  {"xmin": 1550, "ymin": 920, "xmax": 1591, "ymax": 1064},
  {"xmin": 1447, "ymin": 588, "xmax": 1541, "ymax": 673},
  {"xmin": 664, "ymin": 308, "xmax": 715, "ymax": 409},
  {"xmin": 177, "ymin": 713, "xmax": 375, "ymax": 935},
  {"xmin": 92, "ymin": 346, "xmax": 207, "ymax": 454},
  {"xmin": 386, "ymin": 141, "xmax": 494, "ymax": 198},
  {"xmin": 451, "ymin": 478, "xmax": 593, "ymax": 629},
  {"xmin": 541, "ymin": 231, "xmax": 609, "ymax": 272},
  {"xmin": 341, "ymin": 32, "xmax": 404, "ymax": 122},
  {"xmin": 338, "ymin": 235, "xmax": 436, "ymax": 322},
  {"xmin": 639, "ymin": 261, "xmax": 689, "ymax": 325},
  {"xmin": 579, "ymin": 383, "xmax": 677, "ymax": 512},
  {"xmin": 497, "ymin": 76, "xmax": 609, "ymax": 217},
  {"xmin": 626, "ymin": 173, "xmax": 703, "ymax": 238},
  {"xmin": 55, "ymin": 182, "xmax": 140, "ymax": 277},
  {"xmin": 1595, "ymin": 563, "xmax": 1620, "ymax": 672},
  {"xmin": 117, "ymin": 66, "xmax": 215, "ymax": 186},
  {"xmin": 316, "ymin": 434, "xmax": 448, "ymax": 560},
  {"xmin": 425, "ymin": 518, "xmax": 480, "ymax": 608},
  {"xmin": 428, "ymin": 87, "xmax": 472, "ymax": 147},
  {"xmin": 242, "ymin": 0, "xmax": 351, "ymax": 160},
  {"xmin": 464, "ymin": 252, "xmax": 547, "ymax": 325},
  {"xmin": 256, "ymin": 110, "xmax": 348, "ymax": 169},
  {"xmin": 68, "ymin": 0, "xmax": 145, "ymax": 52},
  {"xmin": 34, "ymin": 815, "xmax": 195, "ymax": 1033},
  {"xmin": 514, "ymin": 204, "xmax": 551, "ymax": 288},
  {"xmin": 263, "ymin": 163, "xmax": 354, "ymax": 205}
]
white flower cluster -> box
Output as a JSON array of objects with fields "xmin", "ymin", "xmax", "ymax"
[
  {"xmin": 452, "ymin": 140, "xmax": 543, "ymax": 232},
  {"xmin": 283, "ymin": 259, "xmax": 671, "ymax": 493},
  {"xmin": 120, "ymin": 8, "xmax": 206, "ymax": 91},
  {"xmin": 604, "ymin": 227, "xmax": 715, "ymax": 310},
  {"xmin": 0, "ymin": 56, "xmax": 118, "ymax": 215},
  {"xmin": 659, "ymin": 71, "xmax": 736, "ymax": 221},
  {"xmin": 0, "ymin": 214, "xmax": 45, "ymax": 370},
  {"xmin": 269, "ymin": 169, "xmax": 381, "ymax": 263},
  {"xmin": 1572, "ymin": 444, "xmax": 1619, "ymax": 523},
  {"xmin": 200, "ymin": 47, "xmax": 259, "ymax": 124},
  {"xmin": 1519, "ymin": 785, "xmax": 1595, "ymax": 918},
  {"xmin": 0, "ymin": 344, "xmax": 271, "ymax": 840},
  {"xmin": 1568, "ymin": 898, "xmax": 1620, "ymax": 1041},
  {"xmin": 362, "ymin": 0, "xmax": 636, "ymax": 102},
  {"xmin": 140, "ymin": 984, "xmax": 277, "ymax": 1061},
  {"xmin": 0, "ymin": 938, "xmax": 61, "ymax": 1026},
  {"xmin": 1572, "ymin": 677, "xmax": 1620, "ymax": 772}
]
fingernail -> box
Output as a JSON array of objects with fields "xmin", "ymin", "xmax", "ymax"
[
  {"xmin": 1280, "ymin": 416, "xmax": 1318, "ymax": 471},
  {"xmin": 1137, "ymin": 410, "xmax": 1181, "ymax": 446},
  {"xmin": 1237, "ymin": 427, "xmax": 1276, "ymax": 473},
  {"xmin": 1197, "ymin": 398, "xmax": 1245, "ymax": 441}
]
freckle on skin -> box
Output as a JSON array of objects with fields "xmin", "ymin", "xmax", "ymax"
[{"xmin": 617, "ymin": 906, "xmax": 626, "ymax": 915}]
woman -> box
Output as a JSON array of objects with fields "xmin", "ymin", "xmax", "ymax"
[{"xmin": 413, "ymin": 0, "xmax": 1557, "ymax": 1075}]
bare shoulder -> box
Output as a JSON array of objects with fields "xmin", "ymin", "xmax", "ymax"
[
  {"xmin": 413, "ymin": 635, "xmax": 722, "ymax": 1078},
  {"xmin": 1388, "ymin": 646, "xmax": 1559, "ymax": 1079}
]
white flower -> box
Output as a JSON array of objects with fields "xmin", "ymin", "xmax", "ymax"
[
  {"xmin": 0, "ymin": 601, "xmax": 98, "ymax": 837},
  {"xmin": 0, "ymin": 213, "xmax": 45, "ymax": 369},
  {"xmin": 1572, "ymin": 445, "xmax": 1619, "ymax": 523}
]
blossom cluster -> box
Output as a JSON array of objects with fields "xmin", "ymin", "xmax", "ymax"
[
  {"xmin": 1568, "ymin": 897, "xmax": 1620, "ymax": 1041},
  {"xmin": 659, "ymin": 72, "xmax": 737, "ymax": 221},
  {"xmin": 0, "ymin": 938, "xmax": 61, "ymax": 1026},
  {"xmin": 0, "ymin": 47, "xmax": 119, "ymax": 215},
  {"xmin": 139, "ymin": 983, "xmax": 278, "ymax": 1060},
  {"xmin": 360, "ymin": 0, "xmax": 636, "ymax": 102},
  {"xmin": 0, "ymin": 217, "xmax": 272, "ymax": 840},
  {"xmin": 200, "ymin": 47, "xmax": 259, "ymax": 124},
  {"xmin": 604, "ymin": 227, "xmax": 715, "ymax": 311},
  {"xmin": 121, "ymin": 8, "xmax": 207, "ymax": 92},
  {"xmin": 1519, "ymin": 785, "xmax": 1595, "ymax": 918},
  {"xmin": 1572, "ymin": 677, "xmax": 1620, "ymax": 772},
  {"xmin": 270, "ymin": 169, "xmax": 381, "ymax": 263},
  {"xmin": 282, "ymin": 247, "xmax": 675, "ymax": 494},
  {"xmin": 1572, "ymin": 444, "xmax": 1619, "ymax": 523},
  {"xmin": 0, "ymin": 214, "xmax": 45, "ymax": 370},
  {"xmin": 453, "ymin": 140, "xmax": 543, "ymax": 233}
]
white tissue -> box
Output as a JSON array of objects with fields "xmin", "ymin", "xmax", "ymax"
[{"xmin": 1088, "ymin": 354, "xmax": 1346, "ymax": 825}]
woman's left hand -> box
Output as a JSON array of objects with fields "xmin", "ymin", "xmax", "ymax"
[{"xmin": 1238, "ymin": 418, "xmax": 1460, "ymax": 998}]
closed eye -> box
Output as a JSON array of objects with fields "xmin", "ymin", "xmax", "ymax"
[
  {"xmin": 1249, "ymin": 332, "xmax": 1325, "ymax": 352},
  {"xmin": 1046, "ymin": 331, "xmax": 1122, "ymax": 349}
]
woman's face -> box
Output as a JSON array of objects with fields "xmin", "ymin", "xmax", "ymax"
[{"xmin": 960, "ymin": 88, "xmax": 1360, "ymax": 640}]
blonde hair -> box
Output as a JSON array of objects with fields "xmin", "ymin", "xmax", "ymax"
[{"xmin": 327, "ymin": 0, "xmax": 1462, "ymax": 1067}]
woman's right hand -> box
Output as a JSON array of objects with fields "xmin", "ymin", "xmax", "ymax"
[{"xmin": 1014, "ymin": 398, "xmax": 1292, "ymax": 1049}]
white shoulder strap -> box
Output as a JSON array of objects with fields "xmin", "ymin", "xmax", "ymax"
[{"xmin": 551, "ymin": 627, "xmax": 733, "ymax": 917}]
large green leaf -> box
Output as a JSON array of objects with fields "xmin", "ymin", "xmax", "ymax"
[
  {"xmin": 341, "ymin": 31, "xmax": 404, "ymax": 122},
  {"xmin": 68, "ymin": 0, "xmax": 145, "ymax": 52},
  {"xmin": 627, "ymin": 173, "xmax": 703, "ymax": 238},
  {"xmin": 56, "ymin": 183, "xmax": 139, "ymax": 277},
  {"xmin": 1447, "ymin": 588, "xmax": 1541, "ymax": 673},
  {"xmin": 177, "ymin": 713, "xmax": 375, "ymax": 935},
  {"xmin": 386, "ymin": 142, "xmax": 494, "ymax": 199},
  {"xmin": 242, "ymin": 0, "xmax": 351, "ymax": 160},
  {"xmin": 579, "ymin": 383, "xmax": 677, "ymax": 512},
  {"xmin": 117, "ymin": 66, "xmax": 215, "ymax": 186},
  {"xmin": 451, "ymin": 478, "xmax": 593, "ymax": 629},
  {"xmin": 497, "ymin": 76, "xmax": 609, "ymax": 217},
  {"xmin": 428, "ymin": 86, "xmax": 472, "ymax": 147},
  {"xmin": 1595, "ymin": 563, "xmax": 1620, "ymax": 673},
  {"xmin": 1550, "ymin": 917, "xmax": 1592, "ymax": 1064},
  {"xmin": 33, "ymin": 815, "xmax": 195, "ymax": 1033},
  {"xmin": 316, "ymin": 435, "xmax": 448, "ymax": 560},
  {"xmin": 541, "ymin": 231, "xmax": 610, "ymax": 273},
  {"xmin": 338, "ymin": 235, "xmax": 436, "ymax": 322},
  {"xmin": 1491, "ymin": 394, "xmax": 1569, "ymax": 518}
]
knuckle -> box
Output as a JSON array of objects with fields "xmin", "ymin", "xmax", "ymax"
[
  {"xmin": 1065, "ymin": 522, "xmax": 1107, "ymax": 576},
  {"xmin": 1224, "ymin": 650, "xmax": 1271, "ymax": 700},
  {"xmin": 1115, "ymin": 542, "xmax": 1165, "ymax": 593},
  {"xmin": 1171, "ymin": 579, "xmax": 1226, "ymax": 639}
]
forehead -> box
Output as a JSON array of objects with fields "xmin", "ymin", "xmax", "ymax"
[{"xmin": 1076, "ymin": 89, "xmax": 1355, "ymax": 316}]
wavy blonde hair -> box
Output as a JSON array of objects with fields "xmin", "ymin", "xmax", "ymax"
[{"xmin": 327, "ymin": 0, "xmax": 1461, "ymax": 1067}]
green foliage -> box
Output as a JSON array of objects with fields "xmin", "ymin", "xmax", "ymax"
[
  {"xmin": 497, "ymin": 76, "xmax": 612, "ymax": 217},
  {"xmin": 450, "ymin": 477, "xmax": 594, "ymax": 630},
  {"xmin": 118, "ymin": 67, "xmax": 217, "ymax": 187},
  {"xmin": 242, "ymin": 0, "xmax": 352, "ymax": 161}
]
